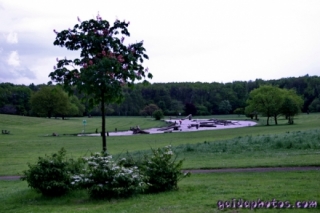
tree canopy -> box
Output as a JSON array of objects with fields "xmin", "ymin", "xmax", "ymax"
[
  {"xmin": 245, "ymin": 85, "xmax": 303, "ymax": 125},
  {"xmin": 0, "ymin": 83, "xmax": 31, "ymax": 115},
  {"xmin": 140, "ymin": 104, "xmax": 159, "ymax": 117},
  {"xmin": 30, "ymin": 86, "xmax": 70, "ymax": 118},
  {"xmin": 1, "ymin": 75, "xmax": 319, "ymax": 118},
  {"xmin": 218, "ymin": 100, "xmax": 232, "ymax": 114},
  {"xmin": 49, "ymin": 14, "xmax": 152, "ymax": 151},
  {"xmin": 246, "ymin": 85, "xmax": 283, "ymax": 125},
  {"xmin": 308, "ymin": 96, "xmax": 320, "ymax": 112},
  {"xmin": 279, "ymin": 89, "xmax": 303, "ymax": 124}
]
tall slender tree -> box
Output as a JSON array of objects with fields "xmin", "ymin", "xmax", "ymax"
[{"xmin": 49, "ymin": 14, "xmax": 152, "ymax": 151}]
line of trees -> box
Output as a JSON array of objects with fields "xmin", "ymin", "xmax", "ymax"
[
  {"xmin": 1, "ymin": 75, "xmax": 320, "ymax": 118},
  {"xmin": 0, "ymin": 83, "xmax": 84, "ymax": 118},
  {"xmin": 30, "ymin": 86, "xmax": 85, "ymax": 119}
]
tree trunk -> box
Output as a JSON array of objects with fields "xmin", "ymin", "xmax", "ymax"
[
  {"xmin": 274, "ymin": 115, "xmax": 278, "ymax": 125},
  {"xmin": 288, "ymin": 116, "xmax": 294, "ymax": 124},
  {"xmin": 266, "ymin": 116, "xmax": 270, "ymax": 125},
  {"xmin": 101, "ymin": 92, "xmax": 107, "ymax": 152}
]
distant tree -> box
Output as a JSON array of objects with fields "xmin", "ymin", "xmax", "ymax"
[
  {"xmin": 184, "ymin": 102, "xmax": 197, "ymax": 116},
  {"xmin": 153, "ymin": 109, "xmax": 164, "ymax": 120},
  {"xmin": 30, "ymin": 86, "xmax": 70, "ymax": 118},
  {"xmin": 244, "ymin": 104, "xmax": 258, "ymax": 120},
  {"xmin": 105, "ymin": 105, "xmax": 115, "ymax": 115},
  {"xmin": 157, "ymin": 101, "xmax": 167, "ymax": 113},
  {"xmin": 218, "ymin": 100, "xmax": 232, "ymax": 114},
  {"xmin": 140, "ymin": 104, "xmax": 159, "ymax": 117},
  {"xmin": 0, "ymin": 87, "xmax": 7, "ymax": 108},
  {"xmin": 0, "ymin": 104, "xmax": 17, "ymax": 114},
  {"xmin": 232, "ymin": 81, "xmax": 249, "ymax": 109},
  {"xmin": 168, "ymin": 99, "xmax": 184, "ymax": 115},
  {"xmin": 28, "ymin": 83, "xmax": 39, "ymax": 92},
  {"xmin": 116, "ymin": 89, "xmax": 143, "ymax": 115},
  {"xmin": 233, "ymin": 107, "xmax": 244, "ymax": 116},
  {"xmin": 196, "ymin": 104, "xmax": 210, "ymax": 115},
  {"xmin": 14, "ymin": 86, "xmax": 32, "ymax": 115},
  {"xmin": 246, "ymin": 85, "xmax": 283, "ymax": 125},
  {"xmin": 68, "ymin": 96, "xmax": 85, "ymax": 116},
  {"xmin": 0, "ymin": 83, "xmax": 31, "ymax": 115},
  {"xmin": 49, "ymin": 14, "xmax": 152, "ymax": 151},
  {"xmin": 139, "ymin": 109, "xmax": 148, "ymax": 117},
  {"xmin": 279, "ymin": 89, "xmax": 303, "ymax": 124},
  {"xmin": 308, "ymin": 97, "xmax": 320, "ymax": 112}
]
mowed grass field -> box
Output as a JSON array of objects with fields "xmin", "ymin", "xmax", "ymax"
[
  {"xmin": 0, "ymin": 113, "xmax": 319, "ymax": 175},
  {"xmin": 0, "ymin": 113, "xmax": 319, "ymax": 212}
]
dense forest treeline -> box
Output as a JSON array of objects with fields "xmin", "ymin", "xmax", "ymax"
[{"xmin": 1, "ymin": 74, "xmax": 320, "ymax": 117}]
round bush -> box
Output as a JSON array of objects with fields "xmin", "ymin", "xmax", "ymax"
[
  {"xmin": 153, "ymin": 109, "xmax": 164, "ymax": 120},
  {"xmin": 141, "ymin": 146, "xmax": 190, "ymax": 193},
  {"xmin": 21, "ymin": 148, "xmax": 80, "ymax": 197}
]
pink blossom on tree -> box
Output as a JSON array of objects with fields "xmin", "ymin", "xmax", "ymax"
[{"xmin": 49, "ymin": 15, "xmax": 152, "ymax": 151}]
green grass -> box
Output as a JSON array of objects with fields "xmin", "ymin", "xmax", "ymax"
[
  {"xmin": 171, "ymin": 128, "xmax": 320, "ymax": 169},
  {"xmin": 115, "ymin": 127, "xmax": 320, "ymax": 169},
  {"xmin": 0, "ymin": 113, "xmax": 319, "ymax": 212},
  {"xmin": 0, "ymin": 171, "xmax": 319, "ymax": 212},
  {"xmin": 1, "ymin": 113, "xmax": 319, "ymax": 175},
  {"xmin": 0, "ymin": 115, "xmax": 167, "ymax": 175}
]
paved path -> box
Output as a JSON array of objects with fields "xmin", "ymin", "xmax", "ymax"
[
  {"xmin": 183, "ymin": 166, "xmax": 320, "ymax": 174},
  {"xmin": 1, "ymin": 166, "xmax": 319, "ymax": 180}
]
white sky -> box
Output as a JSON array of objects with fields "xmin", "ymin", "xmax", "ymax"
[{"xmin": 1, "ymin": 0, "xmax": 320, "ymax": 85}]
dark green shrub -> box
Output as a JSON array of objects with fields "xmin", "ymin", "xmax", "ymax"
[
  {"xmin": 152, "ymin": 109, "xmax": 164, "ymax": 120},
  {"xmin": 21, "ymin": 148, "xmax": 82, "ymax": 197},
  {"xmin": 141, "ymin": 145, "xmax": 190, "ymax": 193}
]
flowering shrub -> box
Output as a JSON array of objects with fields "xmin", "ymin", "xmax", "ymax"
[
  {"xmin": 72, "ymin": 152, "xmax": 145, "ymax": 199},
  {"xmin": 21, "ymin": 146, "xmax": 189, "ymax": 199},
  {"xmin": 141, "ymin": 145, "xmax": 190, "ymax": 193},
  {"xmin": 21, "ymin": 148, "xmax": 83, "ymax": 197}
]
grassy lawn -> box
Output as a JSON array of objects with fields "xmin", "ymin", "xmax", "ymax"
[
  {"xmin": 0, "ymin": 113, "xmax": 319, "ymax": 212},
  {"xmin": 1, "ymin": 113, "xmax": 319, "ymax": 175},
  {"xmin": 0, "ymin": 171, "xmax": 319, "ymax": 212}
]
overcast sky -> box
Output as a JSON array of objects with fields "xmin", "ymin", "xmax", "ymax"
[{"xmin": 1, "ymin": 0, "xmax": 320, "ymax": 85}]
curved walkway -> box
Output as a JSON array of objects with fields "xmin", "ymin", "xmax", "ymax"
[{"xmin": 1, "ymin": 166, "xmax": 319, "ymax": 180}]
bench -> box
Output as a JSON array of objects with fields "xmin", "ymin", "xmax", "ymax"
[{"xmin": 2, "ymin": 130, "xmax": 10, "ymax": 134}]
